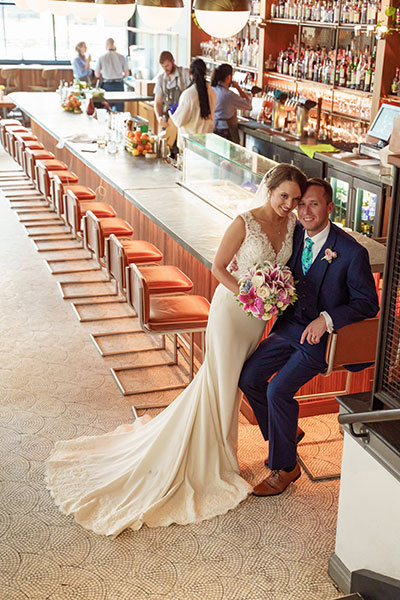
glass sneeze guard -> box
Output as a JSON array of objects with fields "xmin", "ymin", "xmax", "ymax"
[{"xmin": 180, "ymin": 134, "xmax": 278, "ymax": 219}]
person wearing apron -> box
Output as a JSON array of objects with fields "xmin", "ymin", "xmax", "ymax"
[
  {"xmin": 211, "ymin": 63, "xmax": 252, "ymax": 145},
  {"xmin": 154, "ymin": 51, "xmax": 190, "ymax": 157}
]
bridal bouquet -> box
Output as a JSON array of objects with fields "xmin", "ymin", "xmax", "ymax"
[{"xmin": 236, "ymin": 262, "xmax": 297, "ymax": 321}]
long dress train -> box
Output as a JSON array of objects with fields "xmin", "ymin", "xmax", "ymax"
[{"xmin": 46, "ymin": 211, "xmax": 296, "ymax": 536}]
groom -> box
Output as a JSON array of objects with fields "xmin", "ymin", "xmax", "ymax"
[{"xmin": 239, "ymin": 178, "xmax": 379, "ymax": 496}]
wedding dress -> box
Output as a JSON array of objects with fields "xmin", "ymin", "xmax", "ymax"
[{"xmin": 46, "ymin": 211, "xmax": 296, "ymax": 536}]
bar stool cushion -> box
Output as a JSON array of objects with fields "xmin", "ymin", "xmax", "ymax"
[
  {"xmin": 66, "ymin": 185, "xmax": 96, "ymax": 200},
  {"xmin": 99, "ymin": 218, "xmax": 134, "ymax": 238},
  {"xmin": 0, "ymin": 119, "xmax": 21, "ymax": 126},
  {"xmin": 22, "ymin": 141, "xmax": 44, "ymax": 150},
  {"xmin": 148, "ymin": 295, "xmax": 210, "ymax": 331},
  {"xmin": 28, "ymin": 150, "xmax": 55, "ymax": 160},
  {"xmin": 48, "ymin": 170, "xmax": 79, "ymax": 183},
  {"xmin": 120, "ymin": 240, "xmax": 163, "ymax": 264},
  {"xmin": 38, "ymin": 159, "xmax": 68, "ymax": 171},
  {"xmin": 79, "ymin": 201, "xmax": 117, "ymax": 219},
  {"xmin": 14, "ymin": 133, "xmax": 38, "ymax": 142},
  {"xmin": 141, "ymin": 265, "xmax": 193, "ymax": 294},
  {"xmin": 4, "ymin": 125, "xmax": 28, "ymax": 132}
]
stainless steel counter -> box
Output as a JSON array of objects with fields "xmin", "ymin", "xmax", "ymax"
[
  {"xmin": 240, "ymin": 121, "xmax": 393, "ymax": 187},
  {"xmin": 9, "ymin": 92, "xmax": 387, "ymax": 273}
]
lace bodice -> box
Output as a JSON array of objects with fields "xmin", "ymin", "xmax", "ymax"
[{"xmin": 231, "ymin": 211, "xmax": 297, "ymax": 280}]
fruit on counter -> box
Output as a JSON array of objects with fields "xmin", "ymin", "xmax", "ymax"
[
  {"xmin": 61, "ymin": 94, "xmax": 82, "ymax": 113},
  {"xmin": 126, "ymin": 129, "xmax": 156, "ymax": 156}
]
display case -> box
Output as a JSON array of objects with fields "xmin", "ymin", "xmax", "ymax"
[
  {"xmin": 180, "ymin": 133, "xmax": 277, "ymax": 218},
  {"xmin": 327, "ymin": 166, "xmax": 384, "ymax": 237}
]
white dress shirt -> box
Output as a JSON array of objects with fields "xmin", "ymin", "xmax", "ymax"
[{"xmin": 303, "ymin": 222, "xmax": 334, "ymax": 333}]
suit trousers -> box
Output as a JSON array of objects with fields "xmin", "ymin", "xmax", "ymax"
[{"xmin": 239, "ymin": 331, "xmax": 326, "ymax": 470}]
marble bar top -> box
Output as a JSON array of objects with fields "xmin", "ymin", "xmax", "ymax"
[{"xmin": 9, "ymin": 92, "xmax": 387, "ymax": 273}]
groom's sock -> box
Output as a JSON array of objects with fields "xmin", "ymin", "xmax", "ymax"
[{"xmin": 282, "ymin": 464, "xmax": 296, "ymax": 473}]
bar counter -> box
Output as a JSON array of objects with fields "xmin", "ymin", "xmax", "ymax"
[
  {"xmin": 8, "ymin": 91, "xmax": 386, "ymax": 416},
  {"xmin": 10, "ymin": 91, "xmax": 386, "ymax": 274}
]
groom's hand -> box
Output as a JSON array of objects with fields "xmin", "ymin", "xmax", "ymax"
[{"xmin": 300, "ymin": 316, "xmax": 327, "ymax": 345}]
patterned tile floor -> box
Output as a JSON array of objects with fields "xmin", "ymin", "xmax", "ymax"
[{"xmin": 0, "ymin": 148, "xmax": 344, "ymax": 600}]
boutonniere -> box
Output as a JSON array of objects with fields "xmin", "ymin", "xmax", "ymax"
[{"xmin": 321, "ymin": 247, "xmax": 337, "ymax": 263}]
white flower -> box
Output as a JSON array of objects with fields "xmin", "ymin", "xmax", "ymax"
[
  {"xmin": 277, "ymin": 301, "xmax": 284, "ymax": 308},
  {"xmin": 251, "ymin": 275, "xmax": 264, "ymax": 288}
]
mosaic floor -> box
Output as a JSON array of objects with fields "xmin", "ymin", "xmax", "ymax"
[{"xmin": 0, "ymin": 148, "xmax": 344, "ymax": 600}]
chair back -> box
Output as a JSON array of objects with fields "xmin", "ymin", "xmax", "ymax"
[
  {"xmin": 1, "ymin": 68, "xmax": 19, "ymax": 93},
  {"xmin": 83, "ymin": 210, "xmax": 101, "ymax": 261},
  {"xmin": 106, "ymin": 234, "xmax": 125, "ymax": 292},
  {"xmin": 127, "ymin": 264, "xmax": 150, "ymax": 327},
  {"xmin": 325, "ymin": 317, "xmax": 380, "ymax": 375},
  {"xmin": 42, "ymin": 68, "xmax": 58, "ymax": 90}
]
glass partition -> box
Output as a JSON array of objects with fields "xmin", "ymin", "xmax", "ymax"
[{"xmin": 181, "ymin": 133, "xmax": 277, "ymax": 218}]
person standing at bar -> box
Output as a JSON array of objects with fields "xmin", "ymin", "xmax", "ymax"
[
  {"xmin": 95, "ymin": 38, "xmax": 129, "ymax": 111},
  {"xmin": 72, "ymin": 42, "xmax": 93, "ymax": 84},
  {"xmin": 211, "ymin": 64, "xmax": 252, "ymax": 144},
  {"xmin": 154, "ymin": 51, "xmax": 190, "ymax": 157},
  {"xmin": 170, "ymin": 58, "xmax": 216, "ymax": 152}
]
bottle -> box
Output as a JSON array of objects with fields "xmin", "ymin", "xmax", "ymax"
[
  {"xmin": 396, "ymin": 7, "xmax": 400, "ymax": 26},
  {"xmin": 86, "ymin": 97, "xmax": 95, "ymax": 116},
  {"xmin": 271, "ymin": 0, "xmax": 277, "ymax": 17},
  {"xmin": 391, "ymin": 68, "xmax": 399, "ymax": 95}
]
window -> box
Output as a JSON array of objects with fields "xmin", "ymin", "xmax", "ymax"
[{"xmin": 0, "ymin": 2, "xmax": 128, "ymax": 63}]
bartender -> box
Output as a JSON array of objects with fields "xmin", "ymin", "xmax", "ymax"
[
  {"xmin": 211, "ymin": 64, "xmax": 252, "ymax": 144},
  {"xmin": 95, "ymin": 38, "xmax": 129, "ymax": 111},
  {"xmin": 154, "ymin": 51, "xmax": 190, "ymax": 158}
]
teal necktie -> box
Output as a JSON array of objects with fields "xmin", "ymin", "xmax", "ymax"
[{"xmin": 301, "ymin": 237, "xmax": 314, "ymax": 275}]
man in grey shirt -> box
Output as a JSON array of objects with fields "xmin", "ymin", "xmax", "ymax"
[
  {"xmin": 95, "ymin": 38, "xmax": 129, "ymax": 110},
  {"xmin": 154, "ymin": 51, "xmax": 190, "ymax": 156}
]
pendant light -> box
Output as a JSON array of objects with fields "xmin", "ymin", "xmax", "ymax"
[
  {"xmin": 48, "ymin": 0, "xmax": 72, "ymax": 15},
  {"xmin": 26, "ymin": 0, "xmax": 50, "ymax": 11},
  {"xmin": 193, "ymin": 0, "xmax": 251, "ymax": 39},
  {"xmin": 95, "ymin": 0, "xmax": 136, "ymax": 24},
  {"xmin": 13, "ymin": 0, "xmax": 31, "ymax": 9},
  {"xmin": 67, "ymin": 0, "xmax": 99, "ymax": 20},
  {"xmin": 136, "ymin": 0, "xmax": 184, "ymax": 31}
]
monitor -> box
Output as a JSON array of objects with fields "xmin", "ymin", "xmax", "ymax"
[{"xmin": 367, "ymin": 103, "xmax": 400, "ymax": 144}]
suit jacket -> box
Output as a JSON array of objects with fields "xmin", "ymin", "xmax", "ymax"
[{"xmin": 273, "ymin": 222, "xmax": 380, "ymax": 363}]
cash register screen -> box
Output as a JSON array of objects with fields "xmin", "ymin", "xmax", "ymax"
[{"xmin": 367, "ymin": 103, "xmax": 400, "ymax": 143}]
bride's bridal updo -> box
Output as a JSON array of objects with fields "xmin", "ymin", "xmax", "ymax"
[{"xmin": 257, "ymin": 163, "xmax": 308, "ymax": 204}]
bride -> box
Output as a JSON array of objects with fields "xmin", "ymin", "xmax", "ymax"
[{"xmin": 46, "ymin": 163, "xmax": 307, "ymax": 536}]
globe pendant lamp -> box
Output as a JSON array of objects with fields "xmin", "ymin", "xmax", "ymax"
[
  {"xmin": 48, "ymin": 0, "xmax": 72, "ymax": 15},
  {"xmin": 193, "ymin": 0, "xmax": 251, "ymax": 39},
  {"xmin": 67, "ymin": 0, "xmax": 99, "ymax": 20},
  {"xmin": 137, "ymin": 0, "xmax": 184, "ymax": 31},
  {"xmin": 95, "ymin": 0, "xmax": 136, "ymax": 24},
  {"xmin": 26, "ymin": 0, "xmax": 50, "ymax": 11},
  {"xmin": 14, "ymin": 0, "xmax": 31, "ymax": 9}
]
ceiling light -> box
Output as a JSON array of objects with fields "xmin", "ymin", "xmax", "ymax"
[
  {"xmin": 193, "ymin": 0, "xmax": 250, "ymax": 39},
  {"xmin": 95, "ymin": 0, "xmax": 136, "ymax": 24},
  {"xmin": 67, "ymin": 0, "xmax": 99, "ymax": 20},
  {"xmin": 48, "ymin": 0, "xmax": 72, "ymax": 15},
  {"xmin": 26, "ymin": 0, "xmax": 50, "ymax": 11},
  {"xmin": 136, "ymin": 0, "xmax": 184, "ymax": 31}
]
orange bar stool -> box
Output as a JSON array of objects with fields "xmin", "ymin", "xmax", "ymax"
[
  {"xmin": 35, "ymin": 159, "xmax": 69, "ymax": 196},
  {"xmin": 111, "ymin": 263, "xmax": 210, "ymax": 396},
  {"xmin": 15, "ymin": 138, "xmax": 44, "ymax": 169},
  {"xmin": 83, "ymin": 210, "xmax": 134, "ymax": 267},
  {"xmin": 65, "ymin": 189, "xmax": 116, "ymax": 239},
  {"xmin": 52, "ymin": 176, "xmax": 96, "ymax": 217},
  {"xmin": 3, "ymin": 126, "xmax": 28, "ymax": 155},
  {"xmin": 9, "ymin": 131, "xmax": 37, "ymax": 161},
  {"xmin": 24, "ymin": 148, "xmax": 55, "ymax": 180}
]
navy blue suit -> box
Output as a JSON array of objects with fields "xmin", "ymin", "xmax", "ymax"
[{"xmin": 238, "ymin": 222, "xmax": 379, "ymax": 470}]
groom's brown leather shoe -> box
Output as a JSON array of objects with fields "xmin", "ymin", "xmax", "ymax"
[
  {"xmin": 264, "ymin": 426, "xmax": 305, "ymax": 467},
  {"xmin": 253, "ymin": 462, "xmax": 301, "ymax": 496}
]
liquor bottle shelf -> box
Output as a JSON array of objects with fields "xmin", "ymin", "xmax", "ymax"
[
  {"xmin": 196, "ymin": 56, "xmax": 259, "ymax": 74},
  {"xmin": 266, "ymin": 18, "xmax": 377, "ymax": 30},
  {"xmin": 264, "ymin": 71, "xmax": 373, "ymax": 96}
]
